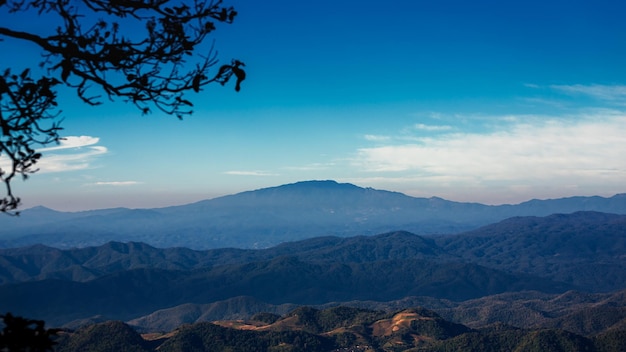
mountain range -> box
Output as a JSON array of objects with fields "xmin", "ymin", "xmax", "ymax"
[
  {"xmin": 1, "ymin": 210, "xmax": 624, "ymax": 329},
  {"xmin": 1, "ymin": 180, "xmax": 626, "ymax": 249},
  {"xmin": 2, "ymin": 181, "xmax": 625, "ymax": 351}
]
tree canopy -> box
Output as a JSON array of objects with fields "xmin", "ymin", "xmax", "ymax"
[
  {"xmin": 0, "ymin": 313, "xmax": 59, "ymax": 351},
  {"xmin": 0, "ymin": 0, "xmax": 245, "ymax": 214}
]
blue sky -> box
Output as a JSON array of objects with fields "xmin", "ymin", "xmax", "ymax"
[{"xmin": 2, "ymin": 0, "xmax": 626, "ymax": 210}]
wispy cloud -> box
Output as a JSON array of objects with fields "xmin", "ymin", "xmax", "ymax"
[
  {"xmin": 0, "ymin": 135, "xmax": 107, "ymax": 173},
  {"xmin": 39, "ymin": 136, "xmax": 100, "ymax": 151},
  {"xmin": 523, "ymin": 83, "xmax": 540, "ymax": 89},
  {"xmin": 414, "ymin": 123, "xmax": 452, "ymax": 131},
  {"xmin": 36, "ymin": 136, "xmax": 108, "ymax": 173},
  {"xmin": 91, "ymin": 181, "xmax": 142, "ymax": 186},
  {"xmin": 550, "ymin": 84, "xmax": 626, "ymax": 104},
  {"xmin": 364, "ymin": 134, "xmax": 391, "ymax": 142},
  {"xmin": 224, "ymin": 170, "xmax": 278, "ymax": 176}
]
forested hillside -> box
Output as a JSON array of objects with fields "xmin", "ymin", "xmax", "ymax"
[
  {"xmin": 52, "ymin": 306, "xmax": 626, "ymax": 352},
  {"xmin": 1, "ymin": 211, "xmax": 624, "ymax": 328}
]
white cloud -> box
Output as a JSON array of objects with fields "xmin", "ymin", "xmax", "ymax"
[
  {"xmin": 0, "ymin": 135, "xmax": 107, "ymax": 174},
  {"xmin": 39, "ymin": 135, "xmax": 101, "ymax": 151},
  {"xmin": 550, "ymin": 84, "xmax": 626, "ymax": 104},
  {"xmin": 414, "ymin": 123, "xmax": 452, "ymax": 131},
  {"xmin": 224, "ymin": 170, "xmax": 278, "ymax": 176},
  {"xmin": 352, "ymin": 112, "xmax": 626, "ymax": 194},
  {"xmin": 36, "ymin": 136, "xmax": 108, "ymax": 173},
  {"xmin": 92, "ymin": 181, "xmax": 141, "ymax": 186},
  {"xmin": 364, "ymin": 134, "xmax": 391, "ymax": 142}
]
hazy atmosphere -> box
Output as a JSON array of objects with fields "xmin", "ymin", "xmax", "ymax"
[
  {"xmin": 2, "ymin": 0, "xmax": 625, "ymax": 210},
  {"xmin": 2, "ymin": 2, "xmax": 626, "ymax": 350}
]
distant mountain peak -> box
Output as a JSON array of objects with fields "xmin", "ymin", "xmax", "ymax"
[
  {"xmin": 24, "ymin": 205, "xmax": 59, "ymax": 213},
  {"xmin": 279, "ymin": 180, "xmax": 359, "ymax": 190},
  {"xmin": 294, "ymin": 180, "xmax": 340, "ymax": 185},
  {"xmin": 233, "ymin": 180, "xmax": 369, "ymax": 199}
]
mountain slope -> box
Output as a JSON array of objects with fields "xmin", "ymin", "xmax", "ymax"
[
  {"xmin": 52, "ymin": 306, "xmax": 626, "ymax": 352},
  {"xmin": 435, "ymin": 290, "xmax": 626, "ymax": 335},
  {"xmin": 437, "ymin": 211, "xmax": 626, "ymax": 291},
  {"xmin": 127, "ymin": 296, "xmax": 299, "ymax": 333},
  {"xmin": 55, "ymin": 321, "xmax": 152, "ymax": 352},
  {"xmin": 0, "ymin": 231, "xmax": 448, "ymax": 285},
  {"xmin": 0, "ymin": 258, "xmax": 573, "ymax": 327}
]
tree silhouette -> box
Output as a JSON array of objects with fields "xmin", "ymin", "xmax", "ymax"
[
  {"xmin": 0, "ymin": 0, "xmax": 245, "ymax": 214},
  {"xmin": 0, "ymin": 313, "xmax": 60, "ymax": 351}
]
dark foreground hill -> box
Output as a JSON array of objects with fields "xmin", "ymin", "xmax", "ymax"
[
  {"xmin": 1, "ymin": 180, "xmax": 626, "ymax": 249},
  {"xmin": 52, "ymin": 306, "xmax": 626, "ymax": 352}
]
